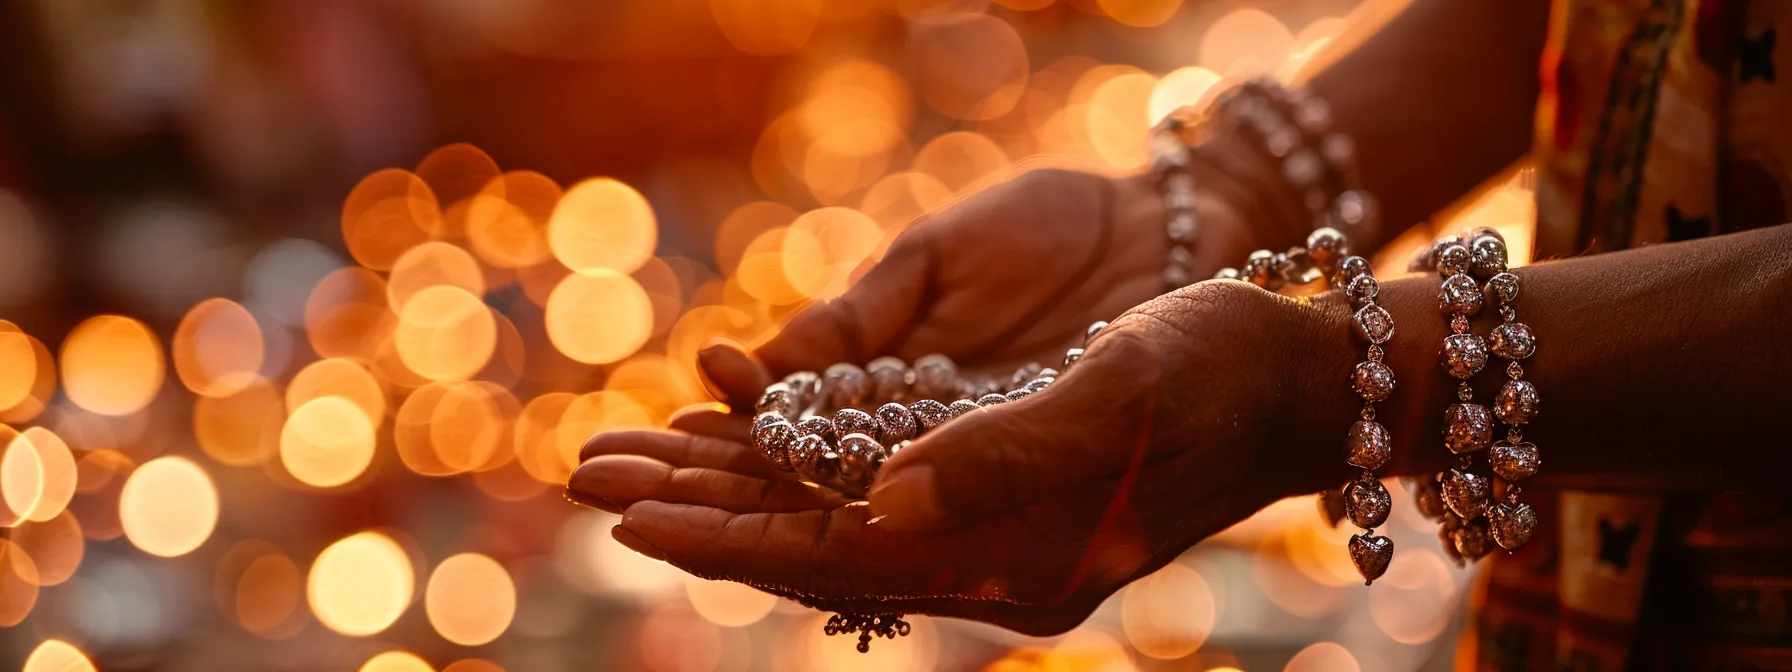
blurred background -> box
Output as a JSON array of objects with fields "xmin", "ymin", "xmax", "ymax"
[{"xmin": 0, "ymin": 0, "xmax": 1539, "ymax": 669}]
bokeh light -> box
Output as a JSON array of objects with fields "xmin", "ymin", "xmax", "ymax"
[
  {"xmin": 684, "ymin": 575, "xmax": 777, "ymax": 627},
  {"xmin": 288, "ymin": 358, "xmax": 388, "ymax": 424},
  {"xmin": 15, "ymin": 427, "xmax": 76, "ymax": 523},
  {"xmin": 0, "ymin": 325, "xmax": 39, "ymax": 412},
  {"xmin": 910, "ymin": 14, "xmax": 1029, "ymax": 121},
  {"xmin": 60, "ymin": 315, "xmax": 165, "ymax": 416},
  {"xmin": 710, "ymin": 0, "xmax": 823, "ymax": 56},
  {"xmin": 544, "ymin": 269, "xmax": 654, "ymax": 364},
  {"xmin": 236, "ymin": 549, "xmax": 306, "ymax": 637},
  {"xmin": 361, "ymin": 651, "xmax": 436, "ymax": 672},
  {"xmin": 0, "ymin": 539, "xmax": 38, "ymax": 626},
  {"xmin": 21, "ymin": 639, "xmax": 97, "ymax": 672},
  {"xmin": 194, "ymin": 378, "xmax": 284, "ymax": 467},
  {"xmin": 120, "ymin": 456, "xmax": 219, "ymax": 557},
  {"xmin": 1283, "ymin": 641, "xmax": 1360, "ymax": 672},
  {"xmin": 172, "ymin": 298, "xmax": 266, "ymax": 397},
  {"xmin": 425, "ymin": 552, "xmax": 517, "ymax": 646},
  {"xmin": 280, "ymin": 396, "xmax": 377, "ymax": 488},
  {"xmin": 11, "ymin": 511, "xmax": 85, "ymax": 586},
  {"xmin": 1200, "ymin": 9, "xmax": 1296, "ymax": 76},
  {"xmin": 549, "ymin": 178, "xmax": 657, "ymax": 275},
  {"xmin": 309, "ymin": 531, "xmax": 415, "ymax": 636},
  {"xmin": 1121, "ymin": 563, "xmax": 1216, "ymax": 659},
  {"xmin": 342, "ymin": 169, "xmax": 438, "ymax": 271},
  {"xmin": 395, "ymin": 285, "xmax": 497, "ymax": 381}
]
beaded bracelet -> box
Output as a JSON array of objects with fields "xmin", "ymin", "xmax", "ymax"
[{"xmin": 1148, "ymin": 116, "xmax": 1200, "ymax": 291}]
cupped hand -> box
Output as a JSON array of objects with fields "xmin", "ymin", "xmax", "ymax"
[
  {"xmin": 694, "ymin": 165, "xmax": 1270, "ymax": 414},
  {"xmin": 570, "ymin": 282, "xmax": 1362, "ymax": 635}
]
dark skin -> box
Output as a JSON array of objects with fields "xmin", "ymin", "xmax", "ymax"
[{"xmin": 566, "ymin": 0, "xmax": 1792, "ymax": 637}]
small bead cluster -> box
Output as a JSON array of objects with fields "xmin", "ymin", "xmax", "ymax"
[
  {"xmin": 754, "ymin": 326, "xmax": 1106, "ymax": 652},
  {"xmin": 750, "ymin": 328, "xmax": 1100, "ymax": 498},
  {"xmin": 1407, "ymin": 227, "xmax": 1540, "ymax": 564}
]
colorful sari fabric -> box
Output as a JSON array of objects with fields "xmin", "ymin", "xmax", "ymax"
[{"xmin": 1476, "ymin": 0, "xmax": 1791, "ymax": 669}]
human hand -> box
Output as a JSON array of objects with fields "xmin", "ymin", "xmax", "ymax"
[{"xmin": 572, "ymin": 281, "xmax": 1361, "ymax": 634}]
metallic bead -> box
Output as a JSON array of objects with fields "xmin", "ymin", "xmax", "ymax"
[
  {"xmin": 752, "ymin": 416, "xmax": 797, "ymax": 472},
  {"xmin": 1293, "ymin": 95, "xmax": 1332, "ymax": 132},
  {"xmin": 1452, "ymin": 517, "xmax": 1494, "ymax": 560},
  {"xmin": 1438, "ymin": 522, "xmax": 1464, "ymax": 565},
  {"xmin": 1037, "ymin": 367, "xmax": 1059, "ymax": 379},
  {"xmin": 1489, "ymin": 323, "xmax": 1536, "ymax": 360},
  {"xmin": 788, "ymin": 434, "xmax": 834, "ymax": 485},
  {"xmin": 1485, "ymin": 272, "xmax": 1521, "ymax": 304},
  {"xmin": 1333, "ymin": 255, "xmax": 1371, "ymax": 290},
  {"xmin": 1469, "ymin": 234, "xmax": 1508, "ymax": 278},
  {"xmin": 1163, "ymin": 263, "xmax": 1191, "ymax": 289},
  {"xmin": 1005, "ymin": 388, "xmax": 1032, "ymax": 402},
  {"xmin": 1436, "ymin": 243, "xmax": 1471, "ymax": 277},
  {"xmin": 1489, "ymin": 501, "xmax": 1538, "ymax": 551},
  {"xmin": 782, "ymin": 371, "xmax": 821, "ymax": 410},
  {"xmin": 1494, "ymin": 379, "xmax": 1540, "ymax": 425},
  {"xmin": 1407, "ymin": 235, "xmax": 1459, "ymax": 274},
  {"xmin": 1444, "ymin": 403, "xmax": 1493, "ymax": 454},
  {"xmin": 1025, "ymin": 377, "xmax": 1053, "ymax": 393},
  {"xmin": 1063, "ymin": 348, "xmax": 1084, "ymax": 370},
  {"xmin": 834, "ymin": 433, "xmax": 888, "ymax": 498},
  {"xmin": 1348, "ymin": 533, "xmax": 1394, "ymax": 584},
  {"xmin": 1284, "ymin": 248, "xmax": 1321, "ymax": 283},
  {"xmin": 1353, "ymin": 304, "xmax": 1395, "ymax": 344},
  {"xmin": 753, "ymin": 411, "xmax": 782, "ymax": 433},
  {"xmin": 1009, "ymin": 363, "xmax": 1044, "ymax": 390},
  {"xmin": 823, "ymin": 363, "xmax": 871, "ymax": 409},
  {"xmin": 1440, "ymin": 468, "xmax": 1491, "ymax": 518},
  {"xmin": 1461, "ymin": 226, "xmax": 1504, "ymax": 245},
  {"xmin": 1346, "ymin": 420, "xmax": 1391, "ymax": 469},
  {"xmin": 1490, "ymin": 440, "xmax": 1541, "ymax": 482},
  {"xmin": 794, "ymin": 416, "xmax": 836, "ymax": 443},
  {"xmin": 1345, "ymin": 477, "xmax": 1392, "ymax": 529},
  {"xmin": 1085, "ymin": 321, "xmax": 1107, "ymax": 346},
  {"xmin": 912, "ymin": 354, "xmax": 958, "ymax": 400},
  {"xmin": 1441, "ymin": 333, "xmax": 1489, "ymax": 380},
  {"xmin": 1242, "ymin": 250, "xmax": 1277, "ymax": 287},
  {"xmin": 757, "ymin": 382, "xmax": 793, "ymax": 416},
  {"xmin": 976, "ymin": 393, "xmax": 1008, "ymax": 407},
  {"xmin": 947, "ymin": 399, "xmax": 980, "ymax": 418},
  {"xmin": 1439, "ymin": 273, "xmax": 1484, "ymax": 316},
  {"xmin": 1284, "ymin": 148, "xmax": 1323, "ymax": 187},
  {"xmin": 874, "ymin": 402, "xmax": 918, "ymax": 445},
  {"xmin": 1407, "ymin": 477, "xmax": 1448, "ymax": 520},
  {"xmin": 1330, "ymin": 190, "xmax": 1380, "ymax": 235},
  {"xmin": 1214, "ymin": 267, "xmax": 1241, "ymax": 281},
  {"xmin": 834, "ymin": 408, "xmax": 878, "ymax": 438},
  {"xmin": 907, "ymin": 399, "xmax": 952, "ymax": 433},
  {"xmin": 1345, "ymin": 274, "xmax": 1380, "ymax": 304},
  {"xmin": 1263, "ymin": 125, "xmax": 1301, "ymax": 157},
  {"xmin": 1353, "ymin": 361, "xmax": 1395, "ymax": 401},
  {"xmin": 1167, "ymin": 212, "xmax": 1197, "ymax": 244},
  {"xmin": 866, "ymin": 357, "xmax": 911, "ymax": 404}
]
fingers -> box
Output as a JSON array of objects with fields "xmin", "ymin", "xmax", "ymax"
[
  {"xmin": 667, "ymin": 408, "xmax": 751, "ymax": 442},
  {"xmin": 753, "ymin": 237, "xmax": 932, "ymax": 375},
  {"xmin": 579, "ymin": 430, "xmax": 786, "ymax": 480},
  {"xmin": 694, "ymin": 342, "xmax": 773, "ymax": 409},
  {"xmin": 569, "ymin": 455, "xmax": 845, "ymax": 513},
  {"xmin": 867, "ymin": 329, "xmax": 1161, "ymax": 532}
]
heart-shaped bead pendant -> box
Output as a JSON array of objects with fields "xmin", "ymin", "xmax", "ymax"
[
  {"xmin": 1489, "ymin": 502, "xmax": 1538, "ymax": 551},
  {"xmin": 1452, "ymin": 516, "xmax": 1494, "ymax": 560},
  {"xmin": 1344, "ymin": 477, "xmax": 1392, "ymax": 529},
  {"xmin": 1440, "ymin": 469, "xmax": 1491, "ymax": 519},
  {"xmin": 1349, "ymin": 533, "xmax": 1394, "ymax": 584}
]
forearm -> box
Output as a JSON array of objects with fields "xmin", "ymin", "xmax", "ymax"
[{"xmin": 1301, "ymin": 225, "xmax": 1792, "ymax": 491}]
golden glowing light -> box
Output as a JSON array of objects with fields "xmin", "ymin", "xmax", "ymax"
[
  {"xmin": 280, "ymin": 396, "xmax": 377, "ymax": 488},
  {"xmin": 548, "ymin": 178, "xmax": 657, "ymax": 275},
  {"xmin": 388, "ymin": 242, "xmax": 486, "ymax": 312},
  {"xmin": 0, "ymin": 326, "xmax": 54, "ymax": 424},
  {"xmin": 237, "ymin": 550, "xmax": 305, "ymax": 637},
  {"xmin": 715, "ymin": 201, "xmax": 800, "ymax": 275},
  {"xmin": 0, "ymin": 539, "xmax": 38, "ymax": 626},
  {"xmin": 394, "ymin": 285, "xmax": 497, "ymax": 381},
  {"xmin": 10, "ymin": 511, "xmax": 84, "ymax": 586},
  {"xmin": 21, "ymin": 639, "xmax": 96, "ymax": 672},
  {"xmin": 1200, "ymin": 9, "xmax": 1295, "ymax": 77},
  {"xmin": 1283, "ymin": 642, "xmax": 1359, "ymax": 672},
  {"xmin": 0, "ymin": 326, "xmax": 37, "ymax": 412},
  {"xmin": 417, "ymin": 143, "xmax": 502, "ymax": 230},
  {"xmin": 120, "ymin": 456, "xmax": 219, "ymax": 557},
  {"xmin": 467, "ymin": 171, "xmax": 560, "ymax": 269},
  {"xmin": 1148, "ymin": 66, "xmax": 1223, "ymax": 125},
  {"xmin": 305, "ymin": 268, "xmax": 397, "ymax": 361},
  {"xmin": 60, "ymin": 315, "xmax": 165, "ymax": 416},
  {"xmin": 1121, "ymin": 563, "xmax": 1216, "ymax": 659},
  {"xmin": 395, "ymin": 382, "xmax": 505, "ymax": 476},
  {"xmin": 735, "ymin": 229, "xmax": 805, "ymax": 306},
  {"xmin": 425, "ymin": 553, "xmax": 517, "ymax": 646},
  {"xmin": 685, "ymin": 575, "xmax": 776, "ymax": 627},
  {"xmin": 1040, "ymin": 628, "xmax": 1135, "ymax": 672},
  {"xmin": 287, "ymin": 358, "xmax": 387, "ymax": 423},
  {"xmin": 911, "ymin": 14, "xmax": 1029, "ymax": 121},
  {"xmin": 342, "ymin": 169, "xmax": 437, "ymax": 271},
  {"xmin": 514, "ymin": 392, "xmax": 577, "ymax": 483},
  {"xmin": 360, "ymin": 651, "xmax": 435, "ymax": 672},
  {"xmin": 1098, "ymin": 0, "xmax": 1183, "ymax": 27},
  {"xmin": 442, "ymin": 661, "xmax": 505, "ymax": 672},
  {"xmin": 709, "ymin": 0, "xmax": 822, "ymax": 56},
  {"xmin": 860, "ymin": 172, "xmax": 953, "ymax": 233},
  {"xmin": 554, "ymin": 392, "xmax": 654, "ymax": 471},
  {"xmin": 912, "ymin": 131, "xmax": 1010, "ymax": 196},
  {"xmin": 1087, "ymin": 71, "xmax": 1161, "ymax": 170},
  {"xmin": 193, "ymin": 377, "xmax": 284, "ymax": 467},
  {"xmin": 544, "ymin": 269, "xmax": 653, "ymax": 364},
  {"xmin": 631, "ymin": 257, "xmax": 685, "ymax": 338},
  {"xmin": 17, "ymin": 428, "xmax": 75, "ymax": 523},
  {"xmin": 781, "ymin": 207, "xmax": 884, "ymax": 300},
  {"xmin": 172, "ymin": 298, "xmax": 265, "ymax": 397},
  {"xmin": 1, "ymin": 427, "xmax": 45, "ymax": 525},
  {"xmin": 309, "ymin": 531, "xmax": 415, "ymax": 637},
  {"xmin": 1253, "ymin": 523, "xmax": 1344, "ymax": 618},
  {"xmin": 1369, "ymin": 549, "xmax": 1457, "ymax": 644}
]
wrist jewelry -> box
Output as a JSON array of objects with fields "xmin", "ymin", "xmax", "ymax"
[
  {"xmin": 752, "ymin": 326, "xmax": 1103, "ymax": 652},
  {"xmin": 1148, "ymin": 116, "xmax": 1200, "ymax": 291}
]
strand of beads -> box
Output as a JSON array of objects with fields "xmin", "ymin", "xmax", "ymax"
[
  {"xmin": 1333, "ymin": 244, "xmax": 1399, "ymax": 585},
  {"xmin": 1422, "ymin": 228, "xmax": 1506, "ymax": 564},
  {"xmin": 1481, "ymin": 235, "xmax": 1541, "ymax": 552}
]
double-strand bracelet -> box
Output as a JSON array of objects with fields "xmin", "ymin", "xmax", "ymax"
[{"xmin": 1484, "ymin": 241, "xmax": 1541, "ymax": 551}]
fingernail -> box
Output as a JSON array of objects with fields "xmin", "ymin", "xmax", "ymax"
[
  {"xmin": 612, "ymin": 526, "xmax": 667, "ymax": 561},
  {"xmin": 562, "ymin": 486, "xmax": 621, "ymax": 514},
  {"xmin": 866, "ymin": 465, "xmax": 943, "ymax": 531}
]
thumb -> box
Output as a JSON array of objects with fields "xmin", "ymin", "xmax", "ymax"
[
  {"xmin": 752, "ymin": 234, "xmax": 932, "ymax": 375},
  {"xmin": 866, "ymin": 329, "xmax": 1160, "ymax": 531}
]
